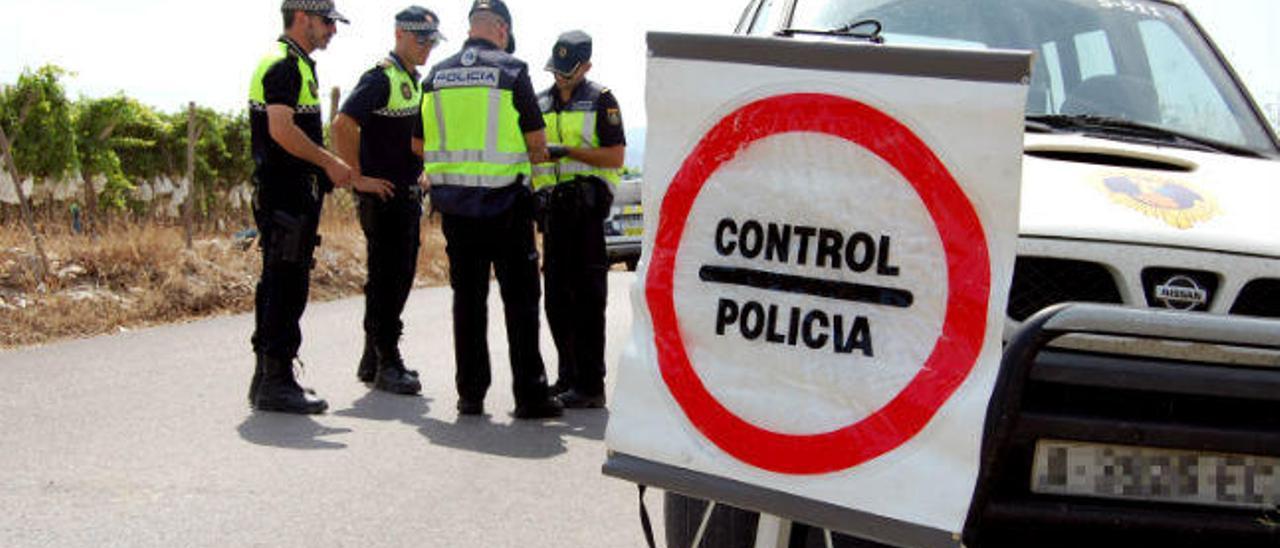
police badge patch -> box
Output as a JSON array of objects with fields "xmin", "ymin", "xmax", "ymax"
[
  {"xmin": 461, "ymin": 48, "xmax": 478, "ymax": 67},
  {"xmin": 606, "ymin": 108, "xmax": 621, "ymax": 126},
  {"xmin": 1099, "ymin": 172, "xmax": 1218, "ymax": 229},
  {"xmin": 401, "ymin": 82, "xmax": 413, "ymax": 100}
]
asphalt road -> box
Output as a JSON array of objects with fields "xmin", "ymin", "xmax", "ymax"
[{"xmin": 0, "ymin": 272, "xmax": 662, "ymax": 547}]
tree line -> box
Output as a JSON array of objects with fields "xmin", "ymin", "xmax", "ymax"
[{"xmin": 0, "ymin": 65, "xmax": 257, "ymax": 233}]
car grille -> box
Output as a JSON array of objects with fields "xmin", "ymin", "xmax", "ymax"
[
  {"xmin": 1230, "ymin": 278, "xmax": 1280, "ymax": 319},
  {"xmin": 1007, "ymin": 257, "xmax": 1122, "ymax": 321}
]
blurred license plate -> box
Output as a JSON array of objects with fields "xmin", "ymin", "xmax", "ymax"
[
  {"xmin": 620, "ymin": 216, "xmax": 643, "ymax": 236},
  {"xmin": 1032, "ymin": 440, "xmax": 1280, "ymax": 510}
]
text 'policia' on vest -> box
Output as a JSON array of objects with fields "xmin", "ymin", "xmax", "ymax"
[
  {"xmin": 420, "ymin": 40, "xmax": 533, "ymax": 217},
  {"xmin": 532, "ymin": 81, "xmax": 621, "ymax": 191}
]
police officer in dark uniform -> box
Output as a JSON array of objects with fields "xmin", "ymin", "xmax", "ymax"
[
  {"xmin": 420, "ymin": 0, "xmax": 562, "ymax": 419},
  {"xmin": 332, "ymin": 6, "xmax": 445, "ymax": 396},
  {"xmin": 247, "ymin": 0, "xmax": 369, "ymax": 414},
  {"xmin": 533, "ymin": 31, "xmax": 626, "ymax": 409}
]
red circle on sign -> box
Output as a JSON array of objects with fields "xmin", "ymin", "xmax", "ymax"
[{"xmin": 646, "ymin": 93, "xmax": 990, "ymax": 475}]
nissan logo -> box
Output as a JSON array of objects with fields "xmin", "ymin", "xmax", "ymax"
[{"xmin": 1153, "ymin": 275, "xmax": 1208, "ymax": 310}]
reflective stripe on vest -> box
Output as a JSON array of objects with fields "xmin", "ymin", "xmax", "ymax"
[
  {"xmin": 374, "ymin": 58, "xmax": 422, "ymax": 118},
  {"xmin": 248, "ymin": 42, "xmax": 320, "ymax": 113},
  {"xmin": 421, "ymin": 64, "xmax": 529, "ymax": 190},
  {"xmin": 532, "ymin": 83, "xmax": 620, "ymax": 190}
]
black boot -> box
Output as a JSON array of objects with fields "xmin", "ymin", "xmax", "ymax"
[
  {"xmin": 557, "ymin": 389, "xmax": 606, "ymax": 409},
  {"xmin": 362, "ymin": 335, "xmax": 419, "ymax": 383},
  {"xmin": 373, "ymin": 344, "xmax": 422, "ymax": 396},
  {"xmin": 513, "ymin": 395, "xmax": 564, "ymax": 420},
  {"xmin": 248, "ymin": 355, "xmax": 264, "ymax": 407},
  {"xmin": 357, "ymin": 335, "xmax": 377, "ymax": 383},
  {"xmin": 253, "ymin": 354, "xmax": 328, "ymax": 414}
]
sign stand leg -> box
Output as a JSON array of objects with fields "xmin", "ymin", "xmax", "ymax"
[
  {"xmin": 689, "ymin": 500, "xmax": 718, "ymax": 548},
  {"xmin": 753, "ymin": 514, "xmax": 792, "ymax": 548}
]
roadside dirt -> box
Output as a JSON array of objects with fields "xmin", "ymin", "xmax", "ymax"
[{"xmin": 0, "ymin": 207, "xmax": 450, "ymax": 348}]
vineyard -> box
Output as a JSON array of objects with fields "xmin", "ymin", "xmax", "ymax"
[{"xmin": 0, "ymin": 65, "xmax": 449, "ymax": 347}]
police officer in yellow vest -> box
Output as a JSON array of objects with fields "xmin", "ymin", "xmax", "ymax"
[
  {"xmin": 420, "ymin": 0, "xmax": 562, "ymax": 419},
  {"xmin": 332, "ymin": 7, "xmax": 444, "ymax": 397},
  {"xmin": 248, "ymin": 0, "xmax": 374, "ymax": 414},
  {"xmin": 533, "ymin": 31, "xmax": 625, "ymax": 409}
]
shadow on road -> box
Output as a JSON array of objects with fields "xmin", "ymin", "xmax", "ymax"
[
  {"xmin": 236, "ymin": 413, "xmax": 353, "ymax": 450},
  {"xmin": 415, "ymin": 408, "xmax": 610, "ymax": 459},
  {"xmin": 333, "ymin": 390, "xmax": 434, "ymax": 423}
]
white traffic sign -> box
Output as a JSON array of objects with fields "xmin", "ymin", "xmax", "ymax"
[{"xmin": 607, "ymin": 32, "xmax": 1029, "ymax": 537}]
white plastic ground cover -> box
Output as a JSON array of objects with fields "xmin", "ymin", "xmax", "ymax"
[{"xmin": 605, "ymin": 34, "xmax": 1029, "ymax": 534}]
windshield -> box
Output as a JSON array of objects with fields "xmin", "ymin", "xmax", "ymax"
[{"xmin": 760, "ymin": 0, "xmax": 1276, "ymax": 154}]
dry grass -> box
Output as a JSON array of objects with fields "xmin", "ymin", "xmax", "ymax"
[{"xmin": 0, "ymin": 202, "xmax": 450, "ymax": 348}]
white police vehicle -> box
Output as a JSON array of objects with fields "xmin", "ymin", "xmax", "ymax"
[
  {"xmin": 662, "ymin": 0, "xmax": 1280, "ymax": 546},
  {"xmin": 605, "ymin": 174, "xmax": 643, "ymax": 271}
]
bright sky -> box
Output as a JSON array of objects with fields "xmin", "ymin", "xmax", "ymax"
[{"xmin": 0, "ymin": 0, "xmax": 1276, "ymax": 131}]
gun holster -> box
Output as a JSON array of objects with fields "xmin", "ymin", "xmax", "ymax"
[
  {"xmin": 265, "ymin": 210, "xmax": 319, "ymax": 269},
  {"xmin": 533, "ymin": 187, "xmax": 552, "ymax": 233}
]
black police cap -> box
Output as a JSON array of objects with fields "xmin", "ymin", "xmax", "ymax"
[
  {"xmin": 546, "ymin": 30, "xmax": 592, "ymax": 76},
  {"xmin": 396, "ymin": 6, "xmax": 445, "ymax": 42},
  {"xmin": 469, "ymin": 0, "xmax": 516, "ymax": 53},
  {"xmin": 281, "ymin": 0, "xmax": 349, "ymax": 24}
]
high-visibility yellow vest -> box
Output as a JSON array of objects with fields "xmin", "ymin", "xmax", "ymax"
[
  {"xmin": 377, "ymin": 57, "xmax": 422, "ymax": 117},
  {"xmin": 249, "ymin": 41, "xmax": 321, "ymax": 115},
  {"xmin": 420, "ymin": 49, "xmax": 530, "ymax": 191},
  {"xmin": 532, "ymin": 81, "xmax": 621, "ymax": 191}
]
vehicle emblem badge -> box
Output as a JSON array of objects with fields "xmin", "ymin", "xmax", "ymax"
[
  {"xmin": 1100, "ymin": 173, "xmax": 1218, "ymax": 229},
  {"xmin": 1153, "ymin": 275, "xmax": 1208, "ymax": 310}
]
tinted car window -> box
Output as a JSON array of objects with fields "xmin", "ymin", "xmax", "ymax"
[{"xmin": 773, "ymin": 0, "xmax": 1276, "ymax": 153}]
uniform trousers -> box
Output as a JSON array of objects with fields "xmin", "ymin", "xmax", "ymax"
[
  {"xmin": 440, "ymin": 188, "xmax": 550, "ymax": 406},
  {"xmin": 357, "ymin": 189, "xmax": 422, "ymax": 349},
  {"xmin": 251, "ymin": 174, "xmax": 324, "ymax": 361},
  {"xmin": 542, "ymin": 176, "xmax": 612, "ymax": 396}
]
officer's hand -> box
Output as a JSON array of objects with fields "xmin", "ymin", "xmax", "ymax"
[
  {"xmin": 353, "ymin": 176, "xmax": 395, "ymax": 201},
  {"xmin": 325, "ymin": 158, "xmax": 356, "ymax": 188},
  {"xmin": 528, "ymin": 146, "xmax": 550, "ymax": 165},
  {"xmin": 418, "ymin": 172, "xmax": 432, "ymax": 193},
  {"xmin": 547, "ymin": 145, "xmax": 570, "ymax": 161}
]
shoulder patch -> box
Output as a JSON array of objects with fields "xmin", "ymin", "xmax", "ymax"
[{"xmin": 607, "ymin": 108, "xmax": 622, "ymax": 126}]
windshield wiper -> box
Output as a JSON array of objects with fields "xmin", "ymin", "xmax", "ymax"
[
  {"xmin": 1026, "ymin": 114, "xmax": 1265, "ymax": 158},
  {"xmin": 776, "ymin": 19, "xmax": 884, "ymax": 44}
]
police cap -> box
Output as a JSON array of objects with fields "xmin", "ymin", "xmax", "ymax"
[
  {"xmin": 469, "ymin": 0, "xmax": 516, "ymax": 54},
  {"xmin": 546, "ymin": 30, "xmax": 591, "ymax": 76},
  {"xmin": 397, "ymin": 6, "xmax": 445, "ymax": 43},
  {"xmin": 281, "ymin": 0, "xmax": 349, "ymax": 24}
]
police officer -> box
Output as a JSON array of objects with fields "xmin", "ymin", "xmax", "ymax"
[
  {"xmin": 332, "ymin": 7, "xmax": 445, "ymax": 396},
  {"xmin": 247, "ymin": 0, "xmax": 374, "ymax": 414},
  {"xmin": 420, "ymin": 0, "xmax": 562, "ymax": 419},
  {"xmin": 533, "ymin": 31, "xmax": 625, "ymax": 409}
]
